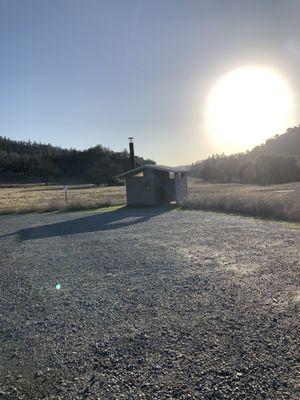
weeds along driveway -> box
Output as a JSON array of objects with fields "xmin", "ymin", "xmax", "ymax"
[{"xmin": 0, "ymin": 208, "xmax": 299, "ymax": 400}]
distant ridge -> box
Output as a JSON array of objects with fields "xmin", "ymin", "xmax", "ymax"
[
  {"xmin": 0, "ymin": 137, "xmax": 155, "ymax": 184},
  {"xmin": 190, "ymin": 125, "xmax": 300, "ymax": 184},
  {"xmin": 250, "ymin": 125, "xmax": 300, "ymax": 157}
]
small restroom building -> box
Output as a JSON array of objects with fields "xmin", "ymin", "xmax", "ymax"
[{"xmin": 119, "ymin": 164, "xmax": 187, "ymax": 206}]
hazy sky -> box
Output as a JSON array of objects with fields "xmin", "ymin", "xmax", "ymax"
[{"xmin": 1, "ymin": 0, "xmax": 300, "ymax": 165}]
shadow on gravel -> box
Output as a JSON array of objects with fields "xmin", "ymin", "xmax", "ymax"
[{"xmin": 8, "ymin": 207, "xmax": 171, "ymax": 241}]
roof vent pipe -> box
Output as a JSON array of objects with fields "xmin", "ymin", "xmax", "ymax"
[{"xmin": 128, "ymin": 137, "xmax": 135, "ymax": 170}]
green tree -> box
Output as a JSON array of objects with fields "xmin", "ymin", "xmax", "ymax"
[
  {"xmin": 239, "ymin": 161, "xmax": 256, "ymax": 183},
  {"xmin": 87, "ymin": 159, "xmax": 121, "ymax": 186},
  {"xmin": 31, "ymin": 156, "xmax": 61, "ymax": 185}
]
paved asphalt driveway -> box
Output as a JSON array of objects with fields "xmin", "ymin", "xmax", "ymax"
[{"xmin": 0, "ymin": 207, "xmax": 299, "ymax": 399}]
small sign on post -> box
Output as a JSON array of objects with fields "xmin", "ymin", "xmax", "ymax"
[{"xmin": 64, "ymin": 185, "xmax": 68, "ymax": 204}]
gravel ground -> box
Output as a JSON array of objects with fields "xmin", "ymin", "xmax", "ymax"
[{"xmin": 0, "ymin": 207, "xmax": 299, "ymax": 400}]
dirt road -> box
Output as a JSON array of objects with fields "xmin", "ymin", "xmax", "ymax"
[{"xmin": 0, "ymin": 208, "xmax": 299, "ymax": 399}]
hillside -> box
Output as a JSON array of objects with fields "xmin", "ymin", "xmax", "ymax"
[
  {"xmin": 0, "ymin": 137, "xmax": 155, "ymax": 185},
  {"xmin": 190, "ymin": 125, "xmax": 300, "ymax": 184},
  {"xmin": 250, "ymin": 126, "xmax": 300, "ymax": 156}
]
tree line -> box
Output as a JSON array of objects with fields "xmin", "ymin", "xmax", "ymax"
[
  {"xmin": 190, "ymin": 126, "xmax": 300, "ymax": 184},
  {"xmin": 0, "ymin": 137, "xmax": 155, "ymax": 185}
]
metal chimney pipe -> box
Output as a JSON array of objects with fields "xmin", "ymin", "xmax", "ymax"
[{"xmin": 128, "ymin": 137, "xmax": 135, "ymax": 169}]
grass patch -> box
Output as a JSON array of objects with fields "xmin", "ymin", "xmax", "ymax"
[
  {"xmin": 1, "ymin": 180, "xmax": 299, "ymax": 222},
  {"xmin": 0, "ymin": 184, "xmax": 126, "ymax": 215},
  {"xmin": 184, "ymin": 180, "xmax": 300, "ymax": 222}
]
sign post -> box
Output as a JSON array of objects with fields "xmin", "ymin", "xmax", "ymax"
[{"xmin": 64, "ymin": 185, "xmax": 68, "ymax": 204}]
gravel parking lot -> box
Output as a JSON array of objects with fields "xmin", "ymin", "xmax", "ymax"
[{"xmin": 0, "ymin": 207, "xmax": 299, "ymax": 399}]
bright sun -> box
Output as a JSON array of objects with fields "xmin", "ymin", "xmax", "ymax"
[{"xmin": 206, "ymin": 66, "xmax": 294, "ymax": 152}]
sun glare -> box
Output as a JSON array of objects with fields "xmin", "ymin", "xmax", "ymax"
[{"xmin": 206, "ymin": 66, "xmax": 294, "ymax": 152}]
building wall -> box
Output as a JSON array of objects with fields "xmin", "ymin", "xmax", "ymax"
[
  {"xmin": 125, "ymin": 169, "xmax": 187, "ymax": 206},
  {"xmin": 126, "ymin": 169, "xmax": 156, "ymax": 205},
  {"xmin": 152, "ymin": 170, "xmax": 176, "ymax": 204},
  {"xmin": 175, "ymin": 173, "xmax": 188, "ymax": 204}
]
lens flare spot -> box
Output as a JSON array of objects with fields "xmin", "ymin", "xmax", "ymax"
[{"xmin": 55, "ymin": 283, "xmax": 61, "ymax": 290}]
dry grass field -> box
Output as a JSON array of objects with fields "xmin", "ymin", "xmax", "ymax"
[
  {"xmin": 186, "ymin": 179, "xmax": 300, "ymax": 222},
  {"xmin": 0, "ymin": 184, "xmax": 126, "ymax": 215},
  {"xmin": 0, "ymin": 179, "xmax": 299, "ymax": 222}
]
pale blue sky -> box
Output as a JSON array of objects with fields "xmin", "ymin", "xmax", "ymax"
[{"xmin": 1, "ymin": 0, "xmax": 300, "ymax": 164}]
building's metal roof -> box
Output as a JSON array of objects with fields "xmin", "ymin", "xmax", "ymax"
[{"xmin": 118, "ymin": 164, "xmax": 186, "ymax": 179}]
